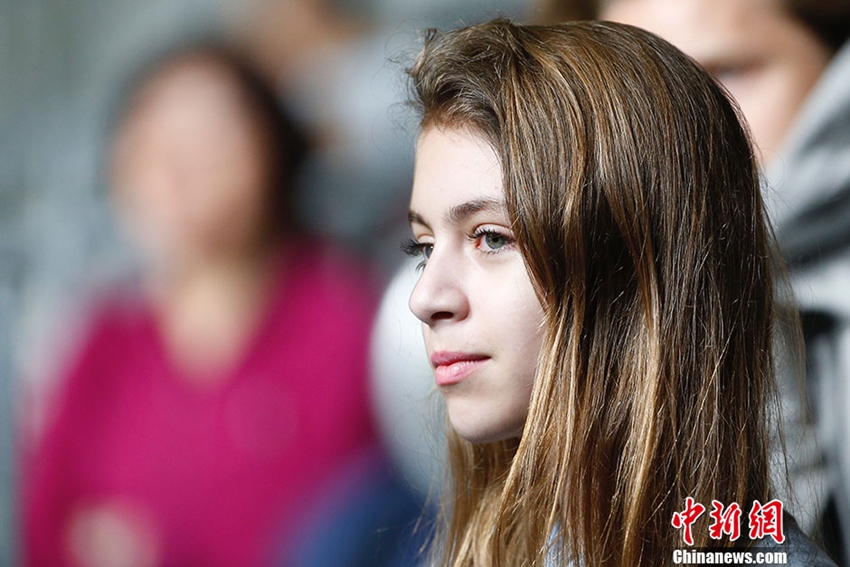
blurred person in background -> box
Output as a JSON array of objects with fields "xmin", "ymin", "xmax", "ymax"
[
  {"xmin": 19, "ymin": 42, "xmax": 420, "ymax": 567},
  {"xmin": 539, "ymin": 0, "xmax": 850, "ymax": 562}
]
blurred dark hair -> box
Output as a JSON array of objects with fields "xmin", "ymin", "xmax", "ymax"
[
  {"xmin": 785, "ymin": 0, "xmax": 850, "ymax": 52},
  {"xmin": 536, "ymin": 0, "xmax": 597, "ymax": 22},
  {"xmin": 109, "ymin": 38, "xmax": 310, "ymax": 237},
  {"xmin": 539, "ymin": 0, "xmax": 850, "ymax": 53}
]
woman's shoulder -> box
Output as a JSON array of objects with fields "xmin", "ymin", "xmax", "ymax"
[{"xmin": 43, "ymin": 285, "xmax": 150, "ymax": 376}]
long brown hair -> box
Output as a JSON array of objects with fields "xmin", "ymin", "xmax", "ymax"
[{"xmin": 410, "ymin": 19, "xmax": 777, "ymax": 566}]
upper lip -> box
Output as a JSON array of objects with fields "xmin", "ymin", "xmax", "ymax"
[{"xmin": 430, "ymin": 351, "xmax": 490, "ymax": 367}]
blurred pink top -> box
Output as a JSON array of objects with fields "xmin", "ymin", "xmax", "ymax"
[{"xmin": 22, "ymin": 245, "xmax": 379, "ymax": 567}]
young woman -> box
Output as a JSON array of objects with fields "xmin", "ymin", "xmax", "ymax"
[{"xmin": 403, "ymin": 19, "xmax": 837, "ymax": 566}]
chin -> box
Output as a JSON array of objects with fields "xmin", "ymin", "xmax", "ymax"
[{"xmin": 448, "ymin": 414, "xmax": 523, "ymax": 445}]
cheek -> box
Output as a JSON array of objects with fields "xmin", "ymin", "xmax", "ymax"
[
  {"xmin": 514, "ymin": 313, "xmax": 545, "ymax": 392},
  {"xmin": 495, "ymin": 277, "xmax": 545, "ymax": 373}
]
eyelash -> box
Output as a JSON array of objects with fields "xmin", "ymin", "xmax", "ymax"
[
  {"xmin": 401, "ymin": 238, "xmax": 432, "ymax": 271},
  {"xmin": 401, "ymin": 228, "xmax": 514, "ymax": 271},
  {"xmin": 468, "ymin": 228, "xmax": 514, "ymax": 254}
]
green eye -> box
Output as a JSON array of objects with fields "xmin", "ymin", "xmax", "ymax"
[
  {"xmin": 482, "ymin": 233, "xmax": 507, "ymax": 251},
  {"xmin": 471, "ymin": 229, "xmax": 513, "ymax": 253}
]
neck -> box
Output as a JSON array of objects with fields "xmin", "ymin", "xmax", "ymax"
[{"xmin": 147, "ymin": 245, "xmax": 284, "ymax": 383}]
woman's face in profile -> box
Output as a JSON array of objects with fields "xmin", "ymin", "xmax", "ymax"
[{"xmin": 407, "ymin": 126, "xmax": 545, "ymax": 444}]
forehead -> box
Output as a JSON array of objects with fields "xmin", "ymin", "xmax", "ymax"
[
  {"xmin": 602, "ymin": 0, "xmax": 787, "ymax": 60},
  {"xmin": 124, "ymin": 59, "xmax": 247, "ymax": 126},
  {"xmin": 410, "ymin": 126, "xmax": 504, "ymax": 219}
]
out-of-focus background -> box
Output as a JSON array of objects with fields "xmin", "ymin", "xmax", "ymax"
[
  {"xmin": 2, "ymin": 1, "xmax": 531, "ymax": 565},
  {"xmin": 4, "ymin": 0, "xmax": 850, "ymax": 565}
]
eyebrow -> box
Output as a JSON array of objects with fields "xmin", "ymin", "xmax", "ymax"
[{"xmin": 408, "ymin": 197, "xmax": 506, "ymax": 228}]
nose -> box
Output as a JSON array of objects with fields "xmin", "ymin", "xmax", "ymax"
[{"xmin": 408, "ymin": 251, "xmax": 470, "ymax": 326}]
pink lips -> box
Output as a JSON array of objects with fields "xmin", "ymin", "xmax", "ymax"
[{"xmin": 431, "ymin": 351, "xmax": 490, "ymax": 386}]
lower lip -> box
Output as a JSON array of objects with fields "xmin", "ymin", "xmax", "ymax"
[{"xmin": 434, "ymin": 358, "xmax": 489, "ymax": 386}]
